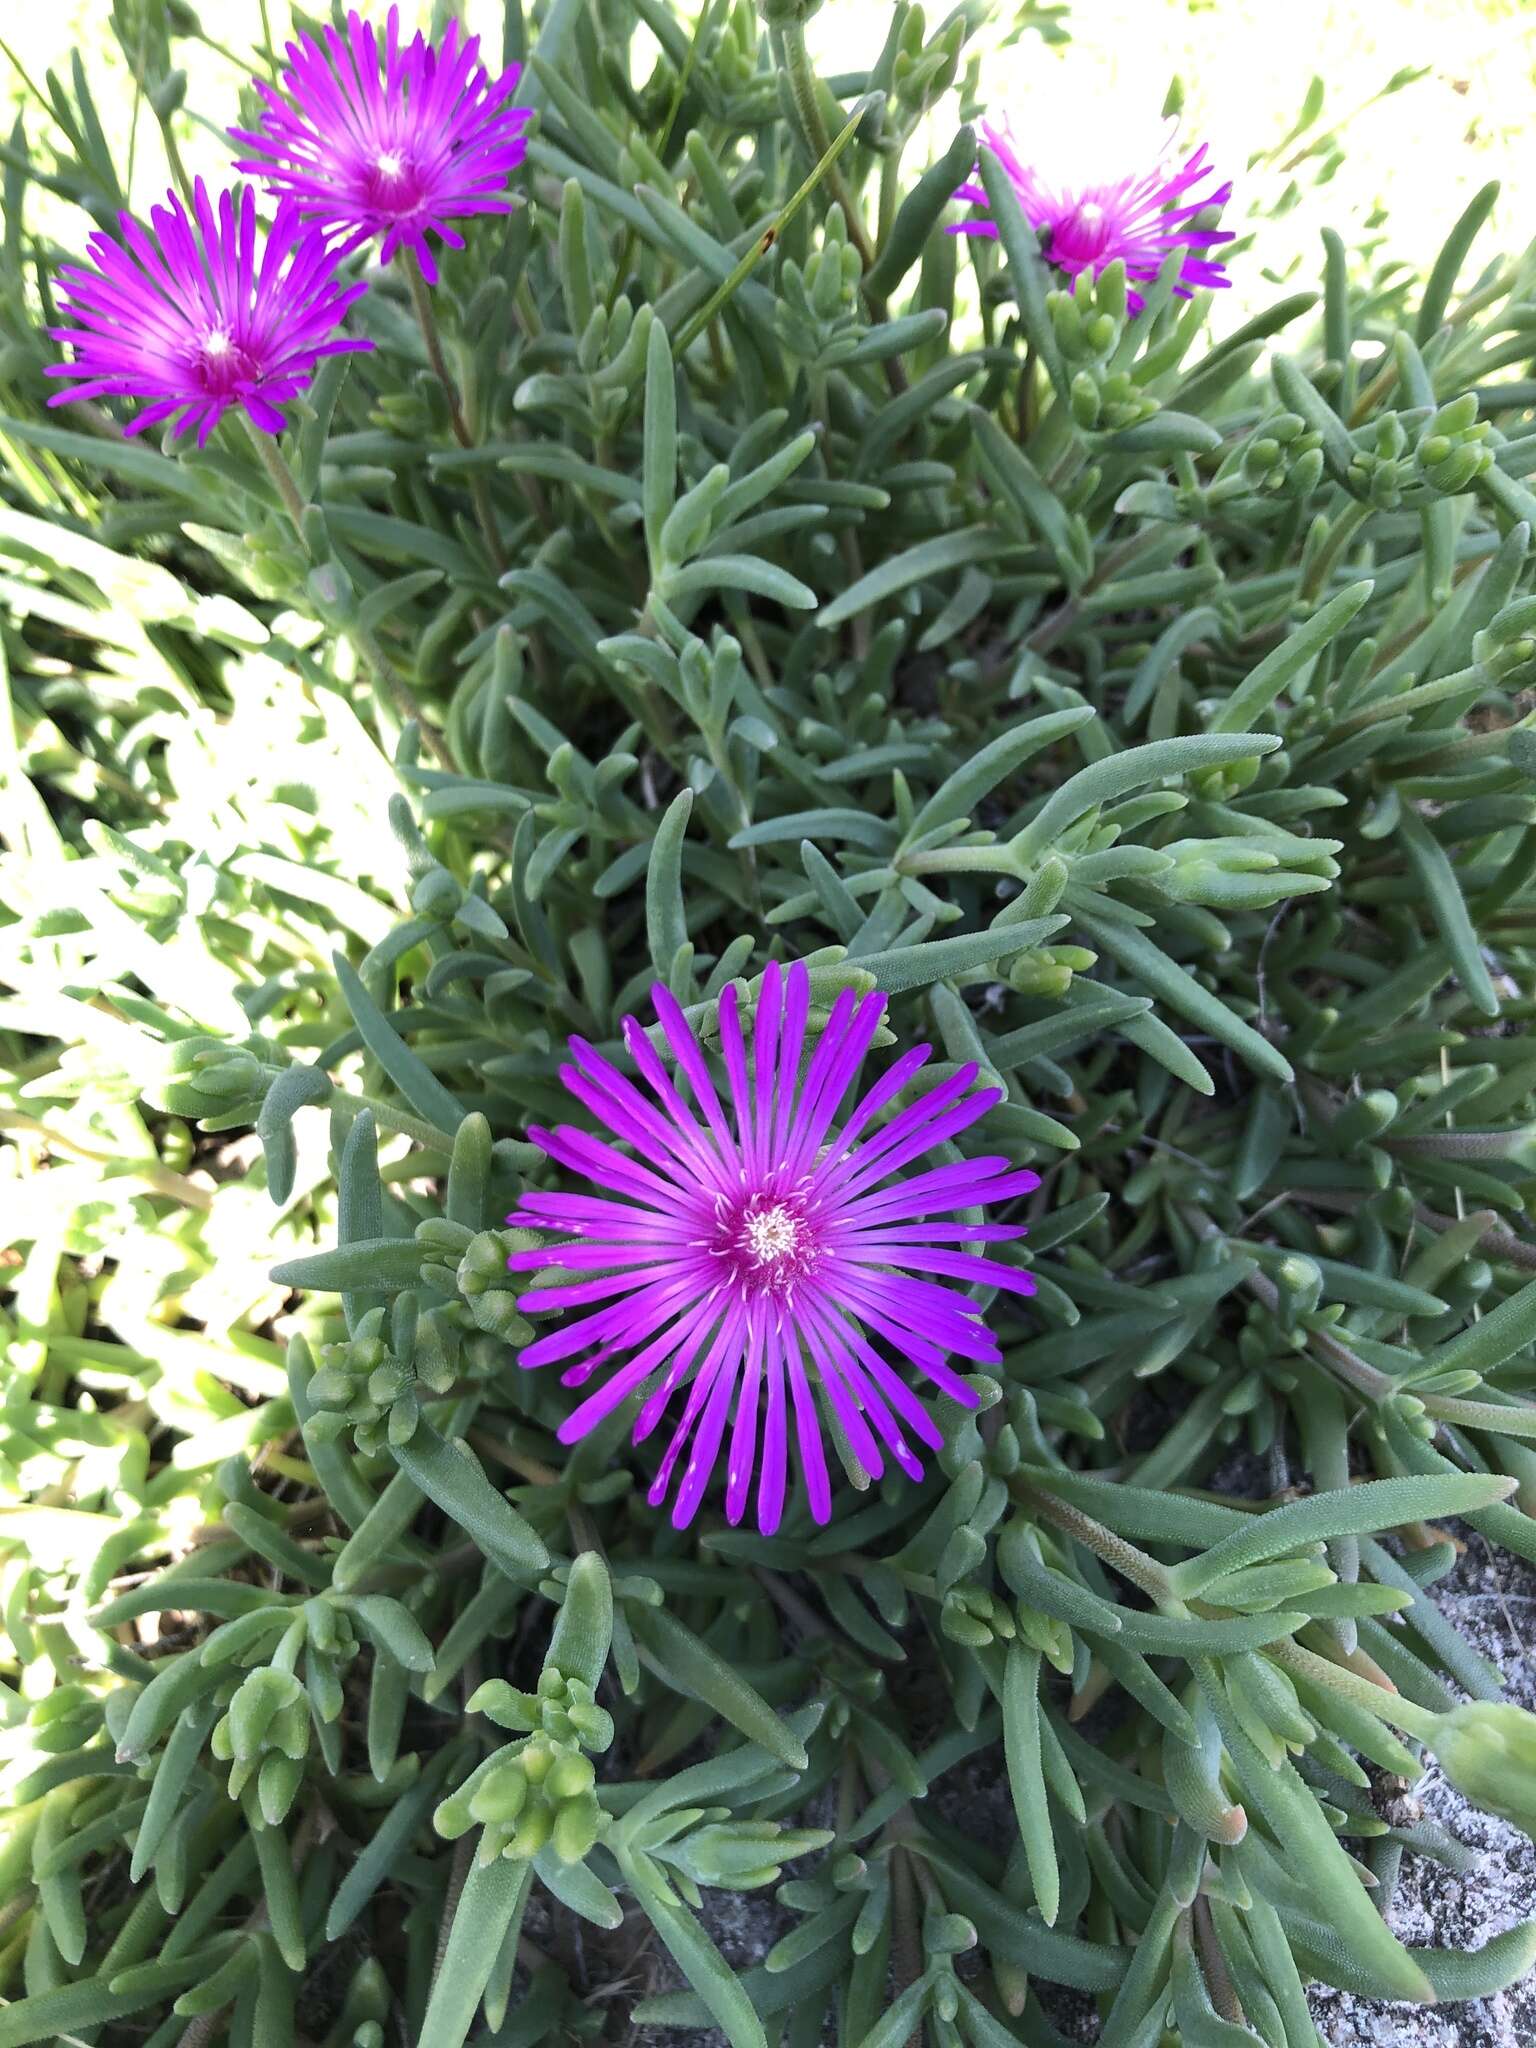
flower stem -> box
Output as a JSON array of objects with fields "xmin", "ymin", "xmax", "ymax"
[
  {"xmin": 245, "ymin": 418, "xmax": 310, "ymax": 533},
  {"xmin": 242, "ymin": 420, "xmax": 452, "ymax": 768},
  {"xmin": 405, "ymin": 247, "xmax": 472, "ymax": 445},
  {"xmin": 1014, "ymin": 1475, "xmax": 1177, "ymax": 1604},
  {"xmin": 775, "ymin": 19, "xmax": 874, "ymax": 276},
  {"xmin": 403, "ymin": 247, "xmax": 509, "ymax": 575}
]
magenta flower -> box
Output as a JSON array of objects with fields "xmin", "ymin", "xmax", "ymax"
[
  {"xmin": 44, "ymin": 181, "xmax": 370, "ymax": 446},
  {"xmin": 230, "ymin": 7, "xmax": 532, "ymax": 285},
  {"xmin": 952, "ymin": 119, "xmax": 1233, "ymax": 311},
  {"xmin": 506, "ymin": 964, "xmax": 1040, "ymax": 1533}
]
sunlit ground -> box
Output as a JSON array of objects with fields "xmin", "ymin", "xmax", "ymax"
[{"xmin": 4, "ymin": 1, "xmax": 1534, "ymax": 314}]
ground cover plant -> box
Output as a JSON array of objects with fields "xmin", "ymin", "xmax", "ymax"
[{"xmin": 5, "ymin": 1, "xmax": 1536, "ymax": 2044}]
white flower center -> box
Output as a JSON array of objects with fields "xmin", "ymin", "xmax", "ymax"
[
  {"xmin": 741, "ymin": 1203, "xmax": 801, "ymax": 1267},
  {"xmin": 1078, "ymin": 201, "xmax": 1105, "ymax": 224},
  {"xmin": 376, "ymin": 150, "xmax": 406, "ymax": 181},
  {"xmin": 202, "ymin": 328, "xmax": 233, "ymax": 358}
]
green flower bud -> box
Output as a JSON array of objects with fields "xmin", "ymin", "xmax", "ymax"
[
  {"xmin": 467, "ymin": 1291, "xmax": 532, "ymax": 1342},
  {"xmin": 411, "ymin": 868, "xmax": 463, "ymax": 918},
  {"xmin": 1430, "ymin": 1701, "xmax": 1536, "ymax": 1835},
  {"xmin": 551, "ymin": 1793, "xmax": 601, "ymax": 1864},
  {"xmin": 468, "ymin": 1764, "xmax": 529, "ymax": 1826},
  {"xmin": 546, "ymin": 1749, "xmax": 596, "ymax": 1802},
  {"xmin": 1473, "ymin": 597, "xmax": 1536, "ymax": 685},
  {"xmin": 149, "ymin": 68, "xmax": 187, "ymax": 118},
  {"xmin": 509, "ymin": 1800, "xmax": 555, "ymax": 1858},
  {"xmin": 229, "ymin": 1667, "xmax": 304, "ymax": 1764},
  {"xmin": 757, "ymin": 0, "xmax": 824, "ymax": 37},
  {"xmin": 567, "ymin": 1700, "xmax": 616, "ymax": 1751},
  {"xmin": 258, "ymin": 1750, "xmax": 303, "ymax": 1827},
  {"xmin": 1243, "ymin": 411, "xmax": 1323, "ymax": 496},
  {"xmin": 1069, "ymin": 371, "xmax": 1101, "ymax": 430},
  {"xmin": 415, "ymin": 1217, "xmax": 476, "ymax": 1256},
  {"xmin": 456, "ymin": 1230, "xmax": 509, "ymax": 1295},
  {"xmin": 468, "ymin": 1680, "xmax": 542, "ymax": 1731}
]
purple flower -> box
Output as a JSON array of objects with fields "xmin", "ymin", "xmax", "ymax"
[
  {"xmin": 506, "ymin": 964, "xmax": 1040, "ymax": 1534},
  {"xmin": 230, "ymin": 7, "xmax": 532, "ymax": 285},
  {"xmin": 952, "ymin": 118, "xmax": 1233, "ymax": 311},
  {"xmin": 45, "ymin": 181, "xmax": 371, "ymax": 446}
]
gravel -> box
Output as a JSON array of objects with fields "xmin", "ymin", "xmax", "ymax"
[{"xmin": 1312, "ymin": 1534, "xmax": 1536, "ymax": 2048}]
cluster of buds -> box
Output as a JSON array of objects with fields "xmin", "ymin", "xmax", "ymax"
[
  {"xmin": 310, "ymin": 1224, "xmax": 533, "ymax": 1450},
  {"xmin": 470, "ymin": 1667, "xmax": 616, "ymax": 1753},
  {"xmin": 417, "ymin": 1220, "xmax": 534, "ymax": 1344},
  {"xmin": 211, "ymin": 1666, "xmax": 312, "ymax": 1823},
  {"xmin": 435, "ymin": 1669, "xmax": 613, "ymax": 1866},
  {"xmin": 940, "ymin": 1583, "xmax": 1017, "ymax": 1649},
  {"xmin": 694, "ymin": 0, "xmax": 772, "ymax": 114},
  {"xmin": 1473, "ymin": 596, "xmax": 1536, "ymax": 688},
  {"xmin": 1347, "ymin": 412, "xmax": 1417, "ymax": 510},
  {"xmin": 1242, "ymin": 410, "xmax": 1324, "ymax": 498},
  {"xmin": 435, "ymin": 1732, "xmax": 602, "ymax": 1864},
  {"xmin": 889, "ymin": 4, "xmax": 966, "ymax": 120},
  {"xmin": 775, "ymin": 209, "xmax": 864, "ymax": 372},
  {"xmin": 937, "ymin": 1572, "xmax": 1073, "ymax": 1671},
  {"xmin": 309, "ymin": 1306, "xmax": 417, "ymax": 1454},
  {"xmin": 148, "ymin": 1032, "xmax": 291, "ymax": 1129},
  {"xmin": 1050, "ymin": 268, "xmax": 1158, "ymax": 434},
  {"xmin": 1158, "ymin": 832, "xmax": 1340, "ymax": 913},
  {"xmin": 1415, "ymin": 393, "xmax": 1493, "ymax": 495},
  {"xmin": 1007, "ymin": 942, "xmax": 1097, "ymax": 1001}
]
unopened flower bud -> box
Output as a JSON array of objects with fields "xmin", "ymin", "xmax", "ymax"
[
  {"xmin": 1430, "ymin": 1701, "xmax": 1536, "ymax": 1836},
  {"xmin": 546, "ymin": 1750, "xmax": 596, "ymax": 1802}
]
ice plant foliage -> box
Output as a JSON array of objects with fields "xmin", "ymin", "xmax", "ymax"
[
  {"xmin": 953, "ymin": 118, "xmax": 1233, "ymax": 309},
  {"xmin": 22, "ymin": 0, "xmax": 1536, "ymax": 2037},
  {"xmin": 507, "ymin": 964, "xmax": 1040, "ymax": 1531},
  {"xmin": 45, "ymin": 181, "xmax": 370, "ymax": 445},
  {"xmin": 231, "ymin": 6, "xmax": 532, "ymax": 284}
]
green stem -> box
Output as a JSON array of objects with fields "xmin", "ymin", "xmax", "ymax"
[
  {"xmin": 776, "ymin": 20, "xmax": 874, "ymax": 273},
  {"xmin": 1014, "ymin": 1477, "xmax": 1177, "ymax": 1604},
  {"xmin": 245, "ymin": 418, "xmax": 309, "ymax": 533},
  {"xmin": 1266, "ymin": 1636, "xmax": 1440, "ymax": 1741},
  {"xmin": 403, "ymin": 248, "xmax": 511, "ymax": 573},
  {"xmin": 243, "ymin": 421, "xmax": 452, "ymax": 767},
  {"xmin": 1186, "ymin": 1206, "xmax": 1398, "ymax": 1403},
  {"xmin": 405, "ymin": 246, "xmax": 472, "ymax": 446},
  {"xmin": 156, "ymin": 110, "xmax": 196, "ymax": 214},
  {"xmin": 668, "ymin": 93, "xmax": 876, "ymax": 367}
]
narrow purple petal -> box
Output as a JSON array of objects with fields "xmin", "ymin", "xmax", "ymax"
[
  {"xmin": 512, "ymin": 967, "xmax": 1044, "ymax": 1528},
  {"xmin": 951, "ymin": 117, "xmax": 1232, "ymax": 307},
  {"xmin": 45, "ymin": 179, "xmax": 368, "ymax": 440},
  {"xmin": 230, "ymin": 3, "xmax": 530, "ymax": 279}
]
